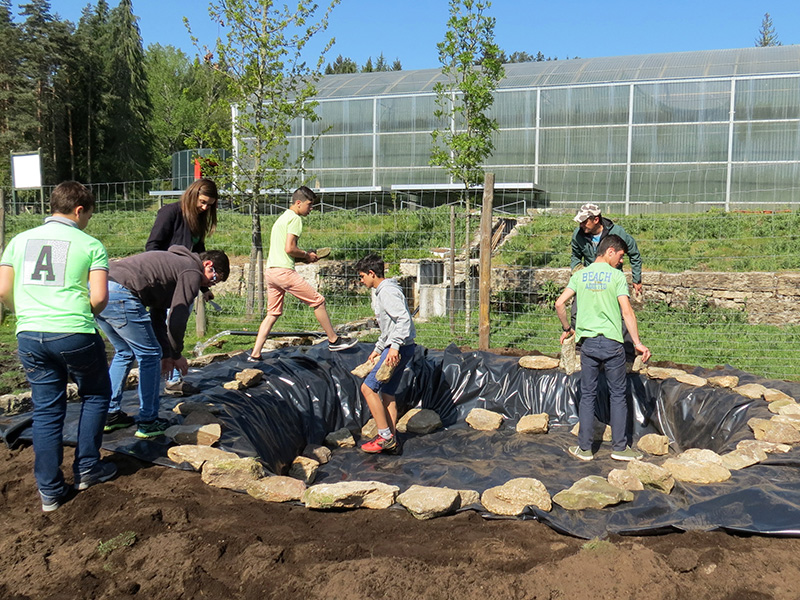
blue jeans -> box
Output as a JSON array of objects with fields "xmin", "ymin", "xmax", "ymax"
[
  {"xmin": 95, "ymin": 281, "xmax": 162, "ymax": 422},
  {"xmin": 578, "ymin": 335, "xmax": 629, "ymax": 452},
  {"xmin": 17, "ymin": 331, "xmax": 111, "ymax": 498},
  {"xmin": 364, "ymin": 344, "xmax": 416, "ymax": 396}
]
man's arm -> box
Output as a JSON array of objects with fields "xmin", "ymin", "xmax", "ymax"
[
  {"xmin": 0, "ymin": 265, "xmax": 14, "ymax": 311},
  {"xmin": 619, "ymin": 295, "xmax": 650, "ymax": 362},
  {"xmin": 285, "ymin": 233, "xmax": 317, "ymax": 263},
  {"xmin": 88, "ymin": 269, "xmax": 108, "ymax": 315},
  {"xmin": 570, "ymin": 229, "xmax": 583, "ymax": 270},
  {"xmin": 617, "ymin": 226, "xmax": 642, "ymax": 289},
  {"xmin": 554, "ymin": 287, "xmax": 576, "ymax": 343}
]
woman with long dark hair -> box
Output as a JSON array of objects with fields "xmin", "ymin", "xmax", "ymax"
[{"xmin": 146, "ymin": 178, "xmax": 218, "ymax": 252}]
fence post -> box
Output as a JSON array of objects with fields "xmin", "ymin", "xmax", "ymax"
[
  {"xmin": 449, "ymin": 205, "xmax": 456, "ymax": 336},
  {"xmin": 195, "ymin": 290, "xmax": 207, "ymax": 339},
  {"xmin": 479, "ymin": 173, "xmax": 494, "ymax": 351}
]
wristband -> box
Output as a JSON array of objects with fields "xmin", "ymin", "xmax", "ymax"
[{"xmin": 562, "ymin": 326, "xmax": 573, "ymax": 332}]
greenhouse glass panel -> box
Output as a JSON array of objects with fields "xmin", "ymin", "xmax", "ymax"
[
  {"xmin": 309, "ymin": 168, "xmax": 372, "ymax": 188},
  {"xmin": 376, "ymin": 167, "xmax": 447, "ymax": 187},
  {"xmin": 487, "ymin": 129, "xmax": 536, "ymax": 166},
  {"xmin": 537, "ymin": 165, "xmax": 627, "ymax": 206},
  {"xmin": 631, "ymin": 123, "xmax": 729, "ymax": 163},
  {"xmin": 377, "ymin": 133, "xmax": 434, "ymax": 168},
  {"xmin": 629, "ymin": 164, "xmax": 727, "ymax": 206},
  {"xmin": 307, "ymin": 99, "xmax": 373, "ymax": 135},
  {"xmin": 733, "ymin": 121, "xmax": 800, "ymax": 162},
  {"xmin": 633, "ymin": 81, "xmax": 729, "ymax": 124},
  {"xmin": 730, "ymin": 163, "xmax": 800, "ymax": 206},
  {"xmin": 377, "ymin": 95, "xmax": 440, "ymax": 132},
  {"xmin": 540, "ymin": 85, "xmax": 629, "ymax": 126},
  {"xmin": 734, "ymin": 77, "xmax": 800, "ymax": 121},
  {"xmin": 539, "ymin": 126, "xmax": 628, "ymax": 164},
  {"xmin": 490, "ymin": 90, "xmax": 536, "ymax": 128},
  {"xmin": 307, "ymin": 134, "xmax": 372, "ymax": 169}
]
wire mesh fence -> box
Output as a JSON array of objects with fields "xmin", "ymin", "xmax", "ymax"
[{"xmin": 4, "ymin": 177, "xmax": 800, "ymax": 381}]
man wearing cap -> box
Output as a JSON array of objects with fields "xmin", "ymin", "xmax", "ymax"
[{"xmin": 571, "ymin": 203, "xmax": 642, "ymax": 295}]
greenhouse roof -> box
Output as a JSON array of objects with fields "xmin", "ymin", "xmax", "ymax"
[{"xmin": 314, "ymin": 45, "xmax": 800, "ymax": 99}]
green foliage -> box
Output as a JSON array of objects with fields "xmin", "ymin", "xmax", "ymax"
[
  {"xmin": 97, "ymin": 531, "xmax": 137, "ymax": 557},
  {"xmin": 582, "ymin": 538, "xmax": 615, "ymax": 553},
  {"xmin": 755, "ymin": 12, "xmax": 781, "ymax": 47}
]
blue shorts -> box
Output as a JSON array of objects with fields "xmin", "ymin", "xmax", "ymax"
[{"xmin": 364, "ymin": 344, "xmax": 416, "ymax": 395}]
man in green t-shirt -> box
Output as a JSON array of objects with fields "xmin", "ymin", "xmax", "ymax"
[
  {"xmin": 0, "ymin": 181, "xmax": 117, "ymax": 512},
  {"xmin": 555, "ymin": 234, "xmax": 651, "ymax": 462},
  {"xmin": 248, "ymin": 186, "xmax": 356, "ymax": 360}
]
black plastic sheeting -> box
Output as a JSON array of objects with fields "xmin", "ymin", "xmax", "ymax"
[{"xmin": 3, "ymin": 342, "xmax": 800, "ymax": 539}]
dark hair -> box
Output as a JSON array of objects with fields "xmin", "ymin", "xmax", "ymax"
[
  {"xmin": 292, "ymin": 185, "xmax": 317, "ymax": 204},
  {"xmin": 597, "ymin": 234, "xmax": 628, "ymax": 256},
  {"xmin": 180, "ymin": 178, "xmax": 218, "ymax": 241},
  {"xmin": 199, "ymin": 250, "xmax": 230, "ymax": 282},
  {"xmin": 50, "ymin": 181, "xmax": 95, "ymax": 214},
  {"xmin": 355, "ymin": 253, "xmax": 385, "ymax": 278}
]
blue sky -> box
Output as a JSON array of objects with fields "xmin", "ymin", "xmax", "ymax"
[{"xmin": 44, "ymin": 0, "xmax": 798, "ymax": 70}]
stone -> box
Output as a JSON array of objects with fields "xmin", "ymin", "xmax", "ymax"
[
  {"xmin": 481, "ymin": 477, "xmax": 551, "ymax": 515},
  {"xmin": 0, "ymin": 393, "xmax": 32, "ymax": 415},
  {"xmin": 747, "ymin": 417, "xmax": 800, "ymax": 444},
  {"xmin": 455, "ymin": 489, "xmax": 480, "ymax": 508},
  {"xmin": 396, "ymin": 485, "xmax": 460, "ymax": 520},
  {"xmin": 763, "ymin": 388, "xmax": 794, "ymax": 403},
  {"xmin": 631, "ymin": 355, "xmax": 646, "ymax": 373},
  {"xmin": 173, "ymin": 401, "xmax": 220, "ymax": 415},
  {"xmin": 721, "ymin": 446, "xmax": 768, "ymax": 470},
  {"xmin": 167, "ymin": 445, "xmax": 238, "ymax": 471},
  {"xmin": 627, "ymin": 460, "xmax": 675, "ymax": 493},
  {"xmin": 734, "ymin": 383, "xmax": 769, "ymax": 400},
  {"xmin": 182, "ymin": 410, "xmax": 221, "ymax": 426},
  {"xmin": 771, "ymin": 414, "xmax": 800, "ymax": 431},
  {"xmin": 675, "ymin": 373, "xmax": 707, "ymax": 387},
  {"xmin": 678, "ymin": 448, "xmax": 724, "ymax": 464},
  {"xmin": 768, "ymin": 399, "xmax": 796, "ymax": 414},
  {"xmin": 201, "ymin": 457, "xmax": 266, "ymax": 492},
  {"xmin": 361, "ymin": 418, "xmax": 378, "ymax": 440},
  {"xmin": 516, "ymin": 413, "xmax": 550, "ymax": 434},
  {"xmin": 223, "ymin": 380, "xmax": 246, "ymax": 391},
  {"xmin": 559, "ymin": 335, "xmax": 580, "ymax": 375},
  {"xmin": 66, "ymin": 383, "xmax": 79, "ymax": 401},
  {"xmin": 737, "ymin": 439, "xmax": 792, "ymax": 454},
  {"xmin": 301, "ymin": 444, "xmax": 332, "ymax": 464},
  {"xmin": 396, "ymin": 408, "xmax": 421, "ymax": 434},
  {"xmin": 404, "ymin": 409, "xmax": 443, "ymax": 435},
  {"xmin": 518, "ymin": 355, "xmax": 560, "ymax": 370},
  {"xmin": 165, "ymin": 423, "xmax": 221, "ymax": 446},
  {"xmin": 644, "ymin": 366, "xmax": 687, "ymax": 380},
  {"xmin": 466, "ymin": 408, "xmax": 504, "ymax": 431},
  {"xmin": 636, "ymin": 433, "xmax": 670, "ymax": 455},
  {"xmin": 351, "ymin": 357, "xmax": 377, "ymax": 378},
  {"xmin": 324, "ymin": 427, "xmax": 356, "ymax": 448},
  {"xmin": 662, "ymin": 457, "xmax": 731, "ymax": 484},
  {"xmin": 552, "ymin": 476, "xmax": 634, "ymax": 510},
  {"xmin": 288, "ymin": 456, "xmax": 319, "ymax": 485},
  {"xmin": 246, "ymin": 476, "xmax": 306, "ymax": 503},
  {"xmin": 607, "ymin": 468, "xmax": 644, "ymax": 492},
  {"xmin": 125, "ymin": 368, "xmax": 139, "ymax": 390},
  {"xmin": 707, "ymin": 375, "xmax": 739, "ymax": 389},
  {"xmin": 302, "ymin": 480, "xmax": 399, "ymax": 510},
  {"xmin": 375, "ymin": 360, "xmax": 396, "ymax": 383},
  {"xmin": 570, "ymin": 421, "xmax": 612, "ymax": 442},
  {"xmin": 777, "ymin": 403, "xmax": 800, "ymax": 416},
  {"xmin": 235, "ymin": 368, "xmax": 264, "ymax": 387}
]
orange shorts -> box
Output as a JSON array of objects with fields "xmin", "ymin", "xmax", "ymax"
[{"xmin": 265, "ymin": 268, "xmax": 326, "ymax": 316}]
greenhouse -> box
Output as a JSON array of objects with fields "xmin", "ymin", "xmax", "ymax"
[{"xmin": 237, "ymin": 45, "xmax": 800, "ymax": 214}]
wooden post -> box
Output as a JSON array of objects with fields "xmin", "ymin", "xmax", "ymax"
[
  {"xmin": 449, "ymin": 205, "xmax": 456, "ymax": 336},
  {"xmin": 195, "ymin": 290, "xmax": 207, "ymax": 338},
  {"xmin": 478, "ymin": 173, "xmax": 494, "ymax": 351},
  {"xmin": 0, "ymin": 188, "xmax": 5, "ymax": 324}
]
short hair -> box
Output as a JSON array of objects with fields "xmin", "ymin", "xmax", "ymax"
[
  {"xmin": 199, "ymin": 250, "xmax": 230, "ymax": 282},
  {"xmin": 292, "ymin": 186, "xmax": 317, "ymax": 204},
  {"xmin": 50, "ymin": 181, "xmax": 95, "ymax": 214},
  {"xmin": 597, "ymin": 234, "xmax": 628, "ymax": 256},
  {"xmin": 355, "ymin": 253, "xmax": 385, "ymax": 278}
]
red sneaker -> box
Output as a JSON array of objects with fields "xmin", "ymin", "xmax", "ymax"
[{"xmin": 360, "ymin": 434, "xmax": 398, "ymax": 454}]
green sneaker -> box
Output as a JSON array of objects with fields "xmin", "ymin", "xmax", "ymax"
[
  {"xmin": 568, "ymin": 445, "xmax": 594, "ymax": 461},
  {"xmin": 611, "ymin": 446, "xmax": 643, "ymax": 461},
  {"xmin": 135, "ymin": 418, "xmax": 170, "ymax": 439},
  {"xmin": 103, "ymin": 410, "xmax": 135, "ymax": 433}
]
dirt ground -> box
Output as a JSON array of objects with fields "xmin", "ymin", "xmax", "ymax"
[{"xmin": 1, "ymin": 444, "xmax": 799, "ymax": 600}]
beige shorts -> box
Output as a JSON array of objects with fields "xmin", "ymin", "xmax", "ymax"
[{"xmin": 265, "ymin": 268, "xmax": 326, "ymax": 316}]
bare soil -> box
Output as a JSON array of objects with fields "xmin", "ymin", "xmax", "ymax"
[{"xmin": 2, "ymin": 443, "xmax": 800, "ymax": 600}]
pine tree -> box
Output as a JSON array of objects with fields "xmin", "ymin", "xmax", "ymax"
[{"xmin": 755, "ymin": 12, "xmax": 781, "ymax": 47}]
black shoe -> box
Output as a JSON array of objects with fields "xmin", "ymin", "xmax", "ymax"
[
  {"xmin": 329, "ymin": 336, "xmax": 358, "ymax": 352},
  {"xmin": 104, "ymin": 411, "xmax": 135, "ymax": 433},
  {"xmin": 74, "ymin": 461, "xmax": 118, "ymax": 491},
  {"xmin": 246, "ymin": 354, "xmax": 263, "ymax": 363},
  {"xmin": 135, "ymin": 418, "xmax": 170, "ymax": 439}
]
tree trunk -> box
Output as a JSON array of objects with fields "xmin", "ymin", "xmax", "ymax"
[
  {"xmin": 246, "ymin": 197, "xmax": 262, "ymax": 316},
  {"xmin": 464, "ymin": 189, "xmax": 472, "ymax": 334}
]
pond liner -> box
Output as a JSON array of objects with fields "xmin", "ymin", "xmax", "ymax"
[{"xmin": 3, "ymin": 342, "xmax": 800, "ymax": 539}]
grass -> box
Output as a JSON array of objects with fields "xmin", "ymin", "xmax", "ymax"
[{"xmin": 97, "ymin": 531, "xmax": 137, "ymax": 557}]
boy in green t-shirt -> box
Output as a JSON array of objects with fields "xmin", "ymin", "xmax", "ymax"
[
  {"xmin": 555, "ymin": 234, "xmax": 651, "ymax": 462},
  {"xmin": 0, "ymin": 181, "xmax": 117, "ymax": 511},
  {"xmin": 248, "ymin": 186, "xmax": 356, "ymax": 360}
]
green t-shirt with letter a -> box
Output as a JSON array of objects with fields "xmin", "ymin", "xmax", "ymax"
[{"xmin": 567, "ymin": 261, "xmax": 629, "ymax": 344}]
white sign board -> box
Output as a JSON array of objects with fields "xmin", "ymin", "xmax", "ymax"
[{"xmin": 11, "ymin": 153, "xmax": 42, "ymax": 189}]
